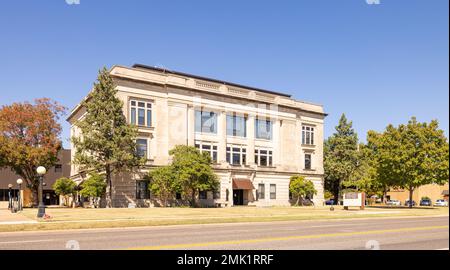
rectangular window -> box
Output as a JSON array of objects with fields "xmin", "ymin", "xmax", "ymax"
[
  {"xmin": 195, "ymin": 110, "xmax": 217, "ymax": 134},
  {"xmin": 302, "ymin": 126, "xmax": 315, "ymax": 145},
  {"xmin": 255, "ymin": 148, "xmax": 273, "ymax": 167},
  {"xmin": 270, "ymin": 184, "xmax": 276, "ymax": 200},
  {"xmin": 136, "ymin": 139, "xmax": 148, "ymax": 158},
  {"xmin": 195, "ymin": 141, "xmax": 218, "ymax": 163},
  {"xmin": 54, "ymin": 164, "xmax": 62, "ymax": 173},
  {"xmin": 213, "ymin": 191, "xmax": 221, "ymax": 199},
  {"xmin": 227, "ymin": 114, "xmax": 247, "ymax": 137},
  {"xmin": 199, "ymin": 191, "xmax": 207, "ymax": 200},
  {"xmin": 176, "ymin": 193, "xmax": 182, "ymax": 200},
  {"xmin": 255, "ymin": 119, "xmax": 273, "ymax": 140},
  {"xmin": 130, "ymin": 108, "xmax": 136, "ymax": 125},
  {"xmin": 305, "ymin": 153, "xmax": 312, "ymax": 170},
  {"xmin": 226, "ymin": 145, "xmax": 247, "ymax": 165},
  {"xmin": 257, "ymin": 184, "xmax": 265, "ymax": 200},
  {"xmin": 130, "ymin": 100, "xmax": 152, "ymax": 127},
  {"xmin": 138, "ymin": 108, "xmax": 145, "ymax": 125},
  {"xmin": 136, "ymin": 180, "xmax": 150, "ymax": 199}
]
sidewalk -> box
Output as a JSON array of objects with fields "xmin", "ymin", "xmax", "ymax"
[{"xmin": 0, "ymin": 209, "xmax": 37, "ymax": 225}]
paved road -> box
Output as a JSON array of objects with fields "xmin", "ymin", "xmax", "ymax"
[{"xmin": 0, "ymin": 216, "xmax": 448, "ymax": 250}]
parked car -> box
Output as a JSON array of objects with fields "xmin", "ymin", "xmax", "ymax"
[
  {"xmin": 405, "ymin": 200, "xmax": 416, "ymax": 207},
  {"xmin": 325, "ymin": 199, "xmax": 335, "ymax": 205},
  {"xmin": 419, "ymin": 199, "xmax": 432, "ymax": 206},
  {"xmin": 434, "ymin": 199, "xmax": 449, "ymax": 207},
  {"xmin": 386, "ymin": 200, "xmax": 401, "ymax": 206}
]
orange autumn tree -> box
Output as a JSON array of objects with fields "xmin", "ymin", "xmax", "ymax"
[{"xmin": 0, "ymin": 98, "xmax": 66, "ymax": 206}]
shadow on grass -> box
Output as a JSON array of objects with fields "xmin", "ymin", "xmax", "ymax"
[{"xmin": 367, "ymin": 205, "xmax": 438, "ymax": 210}]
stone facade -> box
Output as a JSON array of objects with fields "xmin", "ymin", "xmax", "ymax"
[{"xmin": 67, "ymin": 64, "xmax": 327, "ymax": 207}]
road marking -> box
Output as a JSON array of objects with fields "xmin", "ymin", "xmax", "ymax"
[
  {"xmin": 0, "ymin": 239, "xmax": 54, "ymax": 245},
  {"xmin": 309, "ymin": 223, "xmax": 370, "ymax": 228},
  {"xmin": 127, "ymin": 225, "xmax": 449, "ymax": 250}
]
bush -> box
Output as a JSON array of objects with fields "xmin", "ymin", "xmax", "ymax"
[
  {"xmin": 289, "ymin": 175, "xmax": 317, "ymax": 206},
  {"xmin": 79, "ymin": 173, "xmax": 107, "ymax": 208},
  {"xmin": 53, "ymin": 177, "xmax": 76, "ymax": 207}
]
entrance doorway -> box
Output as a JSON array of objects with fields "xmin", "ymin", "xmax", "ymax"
[{"xmin": 233, "ymin": 189, "xmax": 244, "ymax": 205}]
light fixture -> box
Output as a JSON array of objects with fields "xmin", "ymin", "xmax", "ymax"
[
  {"xmin": 16, "ymin": 179, "xmax": 23, "ymax": 185},
  {"xmin": 36, "ymin": 166, "xmax": 47, "ymax": 176}
]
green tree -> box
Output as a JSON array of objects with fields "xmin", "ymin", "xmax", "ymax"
[
  {"xmin": 324, "ymin": 114, "xmax": 359, "ymax": 204},
  {"xmin": 170, "ymin": 145, "xmax": 219, "ymax": 207},
  {"xmin": 53, "ymin": 177, "xmax": 76, "ymax": 207},
  {"xmin": 71, "ymin": 67, "xmax": 142, "ymax": 208},
  {"xmin": 0, "ymin": 98, "xmax": 66, "ymax": 206},
  {"xmin": 79, "ymin": 173, "xmax": 107, "ymax": 208},
  {"xmin": 342, "ymin": 143, "xmax": 385, "ymax": 198},
  {"xmin": 324, "ymin": 190, "xmax": 334, "ymax": 200},
  {"xmin": 146, "ymin": 166, "xmax": 179, "ymax": 207},
  {"xmin": 372, "ymin": 117, "xmax": 449, "ymax": 208},
  {"xmin": 289, "ymin": 176, "xmax": 317, "ymax": 206}
]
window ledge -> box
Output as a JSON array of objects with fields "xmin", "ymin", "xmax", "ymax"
[
  {"xmin": 136, "ymin": 126, "xmax": 155, "ymax": 131},
  {"xmin": 227, "ymin": 135, "xmax": 247, "ymax": 139},
  {"xmin": 195, "ymin": 132, "xmax": 218, "ymax": 136},
  {"xmin": 255, "ymin": 138, "xmax": 273, "ymax": 142},
  {"xmin": 301, "ymin": 144, "xmax": 316, "ymax": 147}
]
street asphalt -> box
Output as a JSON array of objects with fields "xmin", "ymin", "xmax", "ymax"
[{"xmin": 0, "ymin": 216, "xmax": 448, "ymax": 250}]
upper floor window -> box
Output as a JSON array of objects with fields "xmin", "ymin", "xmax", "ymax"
[
  {"xmin": 302, "ymin": 125, "xmax": 314, "ymax": 145},
  {"xmin": 255, "ymin": 148, "xmax": 273, "ymax": 167},
  {"xmin": 54, "ymin": 164, "xmax": 62, "ymax": 173},
  {"xmin": 226, "ymin": 145, "xmax": 247, "ymax": 165},
  {"xmin": 136, "ymin": 139, "xmax": 148, "ymax": 159},
  {"xmin": 255, "ymin": 119, "xmax": 273, "ymax": 140},
  {"xmin": 195, "ymin": 110, "xmax": 217, "ymax": 134},
  {"xmin": 130, "ymin": 100, "xmax": 152, "ymax": 127},
  {"xmin": 195, "ymin": 141, "xmax": 218, "ymax": 163},
  {"xmin": 227, "ymin": 114, "xmax": 247, "ymax": 137},
  {"xmin": 305, "ymin": 153, "xmax": 312, "ymax": 170}
]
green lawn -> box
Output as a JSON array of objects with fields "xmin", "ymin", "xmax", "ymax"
[{"xmin": 1, "ymin": 206, "xmax": 448, "ymax": 232}]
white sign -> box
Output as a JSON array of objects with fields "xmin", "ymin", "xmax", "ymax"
[{"xmin": 343, "ymin": 192, "xmax": 364, "ymax": 207}]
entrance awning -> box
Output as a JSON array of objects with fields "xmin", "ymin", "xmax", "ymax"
[{"xmin": 232, "ymin": 179, "xmax": 255, "ymax": 190}]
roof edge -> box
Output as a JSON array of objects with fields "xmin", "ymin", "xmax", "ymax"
[{"xmin": 132, "ymin": 63, "xmax": 292, "ymax": 98}]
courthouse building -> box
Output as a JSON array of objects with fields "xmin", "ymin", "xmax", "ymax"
[{"xmin": 67, "ymin": 64, "xmax": 327, "ymax": 207}]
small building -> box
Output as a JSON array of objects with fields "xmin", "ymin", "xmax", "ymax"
[
  {"xmin": 387, "ymin": 183, "xmax": 449, "ymax": 205},
  {"xmin": 0, "ymin": 149, "xmax": 71, "ymax": 208}
]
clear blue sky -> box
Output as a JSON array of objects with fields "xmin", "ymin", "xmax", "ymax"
[{"xmin": 0, "ymin": 0, "xmax": 448, "ymax": 148}]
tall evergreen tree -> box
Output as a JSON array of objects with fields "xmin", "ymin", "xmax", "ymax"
[
  {"xmin": 324, "ymin": 114, "xmax": 359, "ymax": 203},
  {"xmin": 71, "ymin": 67, "xmax": 142, "ymax": 208}
]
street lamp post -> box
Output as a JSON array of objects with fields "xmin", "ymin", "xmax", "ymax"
[
  {"xmin": 7, "ymin": 184, "xmax": 13, "ymax": 210},
  {"xmin": 36, "ymin": 166, "xmax": 47, "ymax": 218},
  {"xmin": 16, "ymin": 179, "xmax": 23, "ymax": 211}
]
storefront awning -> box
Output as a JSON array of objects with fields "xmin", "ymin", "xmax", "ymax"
[{"xmin": 232, "ymin": 179, "xmax": 255, "ymax": 190}]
